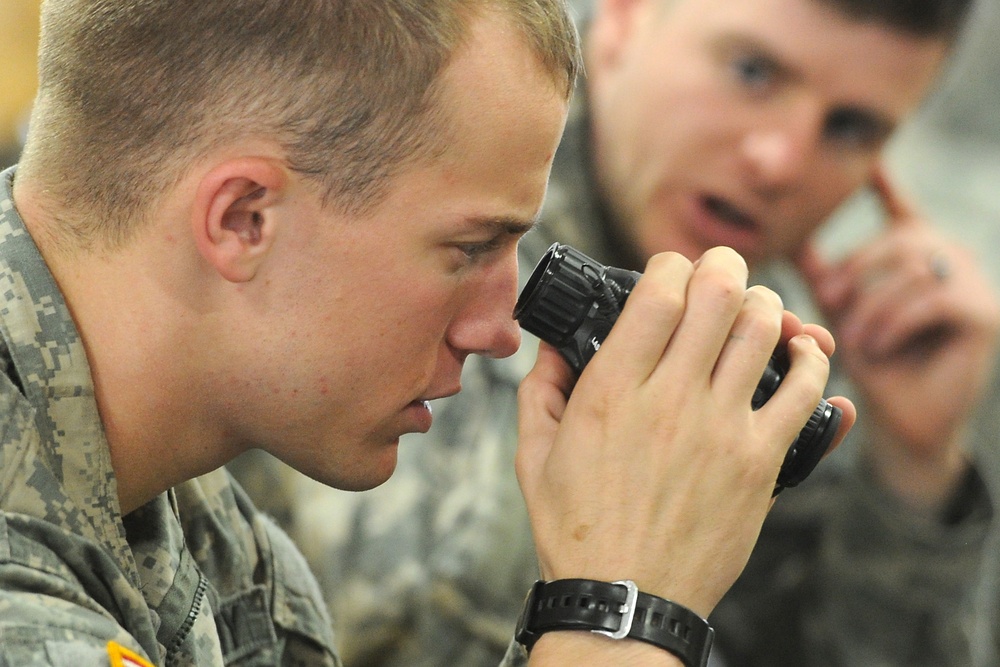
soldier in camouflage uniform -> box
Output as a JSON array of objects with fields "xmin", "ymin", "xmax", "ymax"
[
  {"xmin": 0, "ymin": 168, "xmax": 339, "ymax": 664},
  {"xmin": 3, "ymin": 0, "xmax": 849, "ymax": 666},
  {"xmin": 240, "ymin": 0, "xmax": 1000, "ymax": 666}
]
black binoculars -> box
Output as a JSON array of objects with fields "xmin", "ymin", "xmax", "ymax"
[{"xmin": 514, "ymin": 243, "xmax": 841, "ymax": 495}]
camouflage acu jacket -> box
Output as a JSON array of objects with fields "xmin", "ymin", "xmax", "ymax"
[{"xmin": 0, "ymin": 167, "xmax": 339, "ymax": 666}]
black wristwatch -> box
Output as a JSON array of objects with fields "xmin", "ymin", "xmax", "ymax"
[{"xmin": 515, "ymin": 579, "xmax": 714, "ymax": 667}]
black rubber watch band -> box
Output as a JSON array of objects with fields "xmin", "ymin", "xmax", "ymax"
[{"xmin": 515, "ymin": 579, "xmax": 714, "ymax": 667}]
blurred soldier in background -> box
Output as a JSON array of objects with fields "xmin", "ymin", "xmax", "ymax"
[{"xmin": 231, "ymin": 0, "xmax": 1000, "ymax": 665}]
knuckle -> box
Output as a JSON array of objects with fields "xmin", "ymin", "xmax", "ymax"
[
  {"xmin": 746, "ymin": 284, "xmax": 783, "ymax": 311},
  {"xmin": 645, "ymin": 285, "xmax": 687, "ymax": 321},
  {"xmin": 695, "ymin": 265, "xmax": 746, "ymax": 309},
  {"xmin": 803, "ymin": 335, "xmax": 832, "ymax": 366},
  {"xmin": 645, "ymin": 250, "xmax": 691, "ymax": 273},
  {"xmin": 516, "ymin": 371, "xmax": 539, "ymax": 403},
  {"xmin": 747, "ymin": 311, "xmax": 782, "ymax": 344},
  {"xmin": 634, "ymin": 254, "xmax": 690, "ymax": 315},
  {"xmin": 702, "ymin": 246, "xmax": 749, "ymax": 276},
  {"xmin": 798, "ymin": 342, "xmax": 832, "ymax": 391},
  {"xmin": 703, "ymin": 244, "xmax": 746, "ymax": 263}
]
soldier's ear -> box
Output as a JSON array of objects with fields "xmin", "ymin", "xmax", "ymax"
[{"xmin": 191, "ymin": 158, "xmax": 286, "ymax": 283}]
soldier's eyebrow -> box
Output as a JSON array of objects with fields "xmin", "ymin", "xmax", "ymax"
[
  {"xmin": 461, "ymin": 214, "xmax": 539, "ymax": 238},
  {"xmin": 709, "ymin": 33, "xmax": 798, "ymax": 83}
]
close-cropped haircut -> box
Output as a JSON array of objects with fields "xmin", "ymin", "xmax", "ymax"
[
  {"xmin": 18, "ymin": 0, "xmax": 581, "ymax": 249},
  {"xmin": 815, "ymin": 0, "xmax": 974, "ymax": 39}
]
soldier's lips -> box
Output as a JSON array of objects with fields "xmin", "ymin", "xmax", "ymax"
[
  {"xmin": 686, "ymin": 194, "xmax": 762, "ymax": 254},
  {"xmin": 403, "ymin": 399, "xmax": 433, "ymax": 433},
  {"xmin": 703, "ymin": 195, "xmax": 757, "ymax": 229}
]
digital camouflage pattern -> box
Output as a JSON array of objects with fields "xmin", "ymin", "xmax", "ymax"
[
  {"xmin": 0, "ymin": 167, "xmax": 339, "ymax": 666},
  {"xmin": 232, "ymin": 74, "xmax": 1000, "ymax": 667}
]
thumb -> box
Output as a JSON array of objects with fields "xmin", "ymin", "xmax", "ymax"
[{"xmin": 515, "ymin": 342, "xmax": 572, "ymax": 484}]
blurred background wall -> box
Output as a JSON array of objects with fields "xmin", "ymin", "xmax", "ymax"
[{"xmin": 0, "ymin": 0, "xmax": 41, "ymax": 168}]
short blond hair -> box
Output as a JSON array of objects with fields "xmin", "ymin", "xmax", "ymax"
[{"xmin": 19, "ymin": 0, "xmax": 580, "ymax": 249}]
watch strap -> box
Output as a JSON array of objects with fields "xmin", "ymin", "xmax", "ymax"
[{"xmin": 515, "ymin": 579, "xmax": 714, "ymax": 667}]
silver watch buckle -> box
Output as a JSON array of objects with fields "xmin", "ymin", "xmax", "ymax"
[{"xmin": 593, "ymin": 579, "xmax": 639, "ymax": 640}]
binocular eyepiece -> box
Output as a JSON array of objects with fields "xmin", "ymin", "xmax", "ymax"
[{"xmin": 513, "ymin": 243, "xmax": 841, "ymax": 495}]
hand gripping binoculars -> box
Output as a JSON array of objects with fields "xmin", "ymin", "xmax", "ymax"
[{"xmin": 514, "ymin": 243, "xmax": 841, "ymax": 494}]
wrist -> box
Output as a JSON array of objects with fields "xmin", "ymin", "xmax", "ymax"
[
  {"xmin": 516, "ymin": 579, "xmax": 714, "ymax": 667},
  {"xmin": 864, "ymin": 432, "xmax": 970, "ymax": 514},
  {"xmin": 529, "ymin": 632, "xmax": 685, "ymax": 666}
]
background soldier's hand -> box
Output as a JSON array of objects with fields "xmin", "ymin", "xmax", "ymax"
[{"xmin": 797, "ymin": 164, "xmax": 1000, "ymax": 510}]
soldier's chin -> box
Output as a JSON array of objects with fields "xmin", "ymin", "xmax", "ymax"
[{"xmin": 324, "ymin": 442, "xmax": 400, "ymax": 492}]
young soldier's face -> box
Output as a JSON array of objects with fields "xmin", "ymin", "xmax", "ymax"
[
  {"xmin": 246, "ymin": 11, "xmax": 568, "ymax": 490},
  {"xmin": 587, "ymin": 0, "xmax": 949, "ymax": 266}
]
